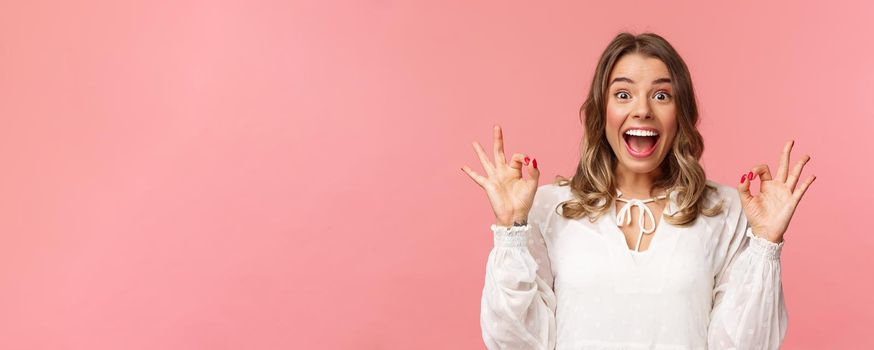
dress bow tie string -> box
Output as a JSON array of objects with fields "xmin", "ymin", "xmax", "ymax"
[{"xmin": 615, "ymin": 189, "xmax": 668, "ymax": 252}]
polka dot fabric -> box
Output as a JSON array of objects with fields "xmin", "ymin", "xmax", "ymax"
[{"xmin": 480, "ymin": 180, "xmax": 787, "ymax": 349}]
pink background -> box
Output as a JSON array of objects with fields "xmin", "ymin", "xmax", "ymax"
[{"xmin": 1, "ymin": 0, "xmax": 871, "ymax": 349}]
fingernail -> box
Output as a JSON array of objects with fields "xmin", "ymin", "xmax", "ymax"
[
  {"xmin": 747, "ymin": 171, "xmax": 754, "ymax": 181},
  {"xmin": 533, "ymin": 158, "xmax": 538, "ymax": 169},
  {"xmin": 741, "ymin": 174, "xmax": 746, "ymax": 183},
  {"xmin": 524, "ymin": 156, "xmax": 530, "ymax": 165}
]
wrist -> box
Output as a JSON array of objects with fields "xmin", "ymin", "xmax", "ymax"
[
  {"xmin": 751, "ymin": 226, "xmax": 785, "ymax": 244},
  {"xmin": 745, "ymin": 226, "xmax": 784, "ymax": 260},
  {"xmin": 496, "ymin": 215, "xmax": 529, "ymax": 227}
]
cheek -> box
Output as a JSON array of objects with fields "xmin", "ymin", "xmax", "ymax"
[
  {"xmin": 664, "ymin": 113, "xmax": 678, "ymax": 136},
  {"xmin": 654, "ymin": 106, "xmax": 678, "ymax": 139},
  {"xmin": 605, "ymin": 105, "xmax": 625, "ymax": 135}
]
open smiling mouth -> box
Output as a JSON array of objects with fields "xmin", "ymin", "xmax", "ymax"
[{"xmin": 622, "ymin": 129, "xmax": 660, "ymax": 158}]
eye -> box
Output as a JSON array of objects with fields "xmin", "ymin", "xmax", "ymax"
[
  {"xmin": 654, "ymin": 91, "xmax": 672, "ymax": 101},
  {"xmin": 615, "ymin": 91, "xmax": 631, "ymax": 100}
]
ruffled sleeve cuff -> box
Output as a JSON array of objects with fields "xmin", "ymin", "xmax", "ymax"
[
  {"xmin": 490, "ymin": 224, "xmax": 531, "ymax": 247},
  {"xmin": 745, "ymin": 226, "xmax": 784, "ymax": 260}
]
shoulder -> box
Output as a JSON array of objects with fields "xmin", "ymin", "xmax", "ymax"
[
  {"xmin": 703, "ymin": 179, "xmax": 742, "ymax": 212},
  {"xmin": 529, "ymin": 183, "xmax": 571, "ymax": 224},
  {"xmin": 701, "ymin": 179, "xmax": 748, "ymax": 237},
  {"xmin": 672, "ymin": 179, "xmax": 742, "ymax": 233},
  {"xmin": 533, "ymin": 183, "xmax": 572, "ymax": 209}
]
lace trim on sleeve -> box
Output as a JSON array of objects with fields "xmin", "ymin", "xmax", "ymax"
[
  {"xmin": 490, "ymin": 224, "xmax": 531, "ymax": 247},
  {"xmin": 745, "ymin": 226, "xmax": 784, "ymax": 260}
]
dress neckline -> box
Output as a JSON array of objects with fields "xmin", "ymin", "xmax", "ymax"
[{"xmin": 614, "ymin": 189, "xmax": 668, "ymax": 253}]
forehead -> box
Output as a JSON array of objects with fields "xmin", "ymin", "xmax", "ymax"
[{"xmin": 608, "ymin": 53, "xmax": 670, "ymax": 81}]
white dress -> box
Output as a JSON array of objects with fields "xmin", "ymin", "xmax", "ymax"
[{"xmin": 480, "ymin": 180, "xmax": 787, "ymax": 350}]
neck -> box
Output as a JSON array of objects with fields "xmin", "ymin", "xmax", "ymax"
[{"xmin": 615, "ymin": 162, "xmax": 665, "ymax": 199}]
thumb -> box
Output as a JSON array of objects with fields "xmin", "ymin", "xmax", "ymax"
[{"xmin": 737, "ymin": 172, "xmax": 753, "ymax": 205}]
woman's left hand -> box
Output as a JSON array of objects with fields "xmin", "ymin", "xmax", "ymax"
[{"xmin": 738, "ymin": 140, "xmax": 817, "ymax": 244}]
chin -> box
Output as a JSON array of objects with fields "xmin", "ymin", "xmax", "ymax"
[{"xmin": 618, "ymin": 158, "xmax": 663, "ymax": 173}]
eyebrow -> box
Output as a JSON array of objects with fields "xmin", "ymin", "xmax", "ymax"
[{"xmin": 610, "ymin": 77, "xmax": 672, "ymax": 86}]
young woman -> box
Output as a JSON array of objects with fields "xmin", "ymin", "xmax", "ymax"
[{"xmin": 461, "ymin": 32, "xmax": 815, "ymax": 349}]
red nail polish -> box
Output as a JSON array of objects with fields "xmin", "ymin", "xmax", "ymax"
[
  {"xmin": 747, "ymin": 171, "xmax": 753, "ymax": 180},
  {"xmin": 532, "ymin": 158, "xmax": 538, "ymax": 169},
  {"xmin": 524, "ymin": 156, "xmax": 530, "ymax": 165},
  {"xmin": 741, "ymin": 174, "xmax": 746, "ymax": 183}
]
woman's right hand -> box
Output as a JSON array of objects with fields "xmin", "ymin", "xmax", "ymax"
[{"xmin": 461, "ymin": 124, "xmax": 540, "ymax": 227}]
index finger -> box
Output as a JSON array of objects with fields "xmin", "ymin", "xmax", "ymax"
[{"xmin": 776, "ymin": 139, "xmax": 794, "ymax": 183}]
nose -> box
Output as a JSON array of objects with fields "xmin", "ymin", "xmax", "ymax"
[{"xmin": 632, "ymin": 98, "xmax": 653, "ymax": 120}]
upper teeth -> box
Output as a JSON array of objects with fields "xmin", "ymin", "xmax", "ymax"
[{"xmin": 625, "ymin": 129, "xmax": 658, "ymax": 137}]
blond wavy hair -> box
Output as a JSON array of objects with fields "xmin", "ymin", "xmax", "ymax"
[{"xmin": 552, "ymin": 32, "xmax": 725, "ymax": 226}]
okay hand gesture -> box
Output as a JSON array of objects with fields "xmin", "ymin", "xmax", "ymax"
[
  {"xmin": 461, "ymin": 125, "xmax": 539, "ymax": 227},
  {"xmin": 738, "ymin": 140, "xmax": 817, "ymax": 244}
]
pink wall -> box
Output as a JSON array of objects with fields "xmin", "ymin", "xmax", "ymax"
[{"xmin": 0, "ymin": 0, "xmax": 871, "ymax": 348}]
